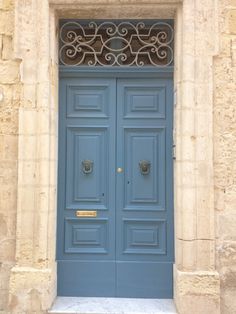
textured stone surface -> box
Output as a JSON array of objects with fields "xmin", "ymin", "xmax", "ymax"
[
  {"xmin": 174, "ymin": 269, "xmax": 220, "ymax": 314},
  {"xmin": 214, "ymin": 1, "xmax": 236, "ymax": 314},
  {"xmin": 0, "ymin": 1, "xmax": 20, "ymax": 312}
]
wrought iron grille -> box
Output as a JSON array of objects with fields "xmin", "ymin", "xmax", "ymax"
[{"xmin": 59, "ymin": 20, "xmax": 174, "ymax": 67}]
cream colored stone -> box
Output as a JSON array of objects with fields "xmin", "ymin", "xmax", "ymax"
[
  {"xmin": 0, "ymin": 0, "xmax": 14, "ymax": 11},
  {"xmin": 0, "ymin": 11, "xmax": 14, "ymax": 35},
  {"xmin": 0, "ymin": 60, "xmax": 20, "ymax": 84},
  {"xmin": 2, "ymin": 35, "xmax": 12, "ymax": 60},
  {"xmin": 9, "ymin": 266, "xmax": 56, "ymax": 313},
  {"xmin": 218, "ymin": 214, "xmax": 236, "ymax": 241},
  {"xmin": 231, "ymin": 38, "xmax": 236, "ymax": 66},
  {"xmin": 0, "ymin": 34, "xmax": 2, "ymax": 59},
  {"xmin": 174, "ymin": 267, "xmax": 220, "ymax": 314},
  {"xmin": 227, "ymin": 9, "xmax": 236, "ymax": 34}
]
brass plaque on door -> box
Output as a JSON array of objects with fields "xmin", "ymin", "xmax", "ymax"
[{"xmin": 76, "ymin": 210, "xmax": 97, "ymax": 217}]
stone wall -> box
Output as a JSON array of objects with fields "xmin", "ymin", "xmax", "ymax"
[
  {"xmin": 0, "ymin": 0, "xmax": 20, "ymax": 312},
  {"xmin": 0, "ymin": 0, "xmax": 235, "ymax": 313},
  {"xmin": 214, "ymin": 1, "xmax": 236, "ymax": 314}
]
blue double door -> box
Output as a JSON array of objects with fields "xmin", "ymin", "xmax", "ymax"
[{"xmin": 57, "ymin": 73, "xmax": 173, "ymax": 298}]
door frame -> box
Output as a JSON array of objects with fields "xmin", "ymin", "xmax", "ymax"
[
  {"xmin": 11, "ymin": 2, "xmax": 220, "ymax": 312},
  {"xmin": 57, "ymin": 66, "xmax": 174, "ymax": 296}
]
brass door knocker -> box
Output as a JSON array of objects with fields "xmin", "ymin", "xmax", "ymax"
[
  {"xmin": 82, "ymin": 160, "xmax": 93, "ymax": 174},
  {"xmin": 139, "ymin": 160, "xmax": 151, "ymax": 175}
]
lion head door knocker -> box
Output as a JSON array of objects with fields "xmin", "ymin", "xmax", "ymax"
[
  {"xmin": 139, "ymin": 160, "xmax": 151, "ymax": 175},
  {"xmin": 82, "ymin": 160, "xmax": 93, "ymax": 175}
]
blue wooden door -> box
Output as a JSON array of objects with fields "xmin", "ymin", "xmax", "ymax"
[{"xmin": 57, "ymin": 73, "xmax": 173, "ymax": 298}]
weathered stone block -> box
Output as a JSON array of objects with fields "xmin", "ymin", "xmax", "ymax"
[
  {"xmin": 217, "ymin": 241, "xmax": 236, "ymax": 267},
  {"xmin": 174, "ymin": 268, "xmax": 220, "ymax": 314},
  {"xmin": 0, "ymin": 11, "xmax": 14, "ymax": 35},
  {"xmin": 227, "ymin": 9, "xmax": 236, "ymax": 34},
  {"xmin": 218, "ymin": 214, "xmax": 236, "ymax": 240},
  {"xmin": 0, "ymin": 107, "xmax": 18, "ymax": 135},
  {"xmin": 0, "ymin": 61, "xmax": 20, "ymax": 84},
  {"xmin": 2, "ymin": 35, "xmax": 13, "ymax": 60},
  {"xmin": 9, "ymin": 266, "xmax": 56, "ymax": 314},
  {"xmin": 0, "ymin": 0, "xmax": 14, "ymax": 11}
]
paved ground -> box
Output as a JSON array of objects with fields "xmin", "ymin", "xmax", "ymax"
[{"xmin": 48, "ymin": 297, "xmax": 177, "ymax": 314}]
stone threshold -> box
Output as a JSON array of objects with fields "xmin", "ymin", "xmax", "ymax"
[{"xmin": 48, "ymin": 297, "xmax": 177, "ymax": 314}]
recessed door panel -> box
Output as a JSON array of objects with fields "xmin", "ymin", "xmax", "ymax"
[
  {"xmin": 65, "ymin": 218, "xmax": 108, "ymax": 254},
  {"xmin": 66, "ymin": 127, "xmax": 108, "ymax": 209},
  {"xmin": 123, "ymin": 219, "xmax": 166, "ymax": 255},
  {"xmin": 124, "ymin": 128, "xmax": 165, "ymax": 210},
  {"xmin": 67, "ymin": 84, "xmax": 109, "ymax": 118},
  {"xmin": 57, "ymin": 74, "xmax": 173, "ymax": 298},
  {"xmin": 123, "ymin": 86, "xmax": 166, "ymax": 119}
]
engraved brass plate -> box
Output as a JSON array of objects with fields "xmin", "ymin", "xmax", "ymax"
[{"xmin": 76, "ymin": 210, "xmax": 97, "ymax": 217}]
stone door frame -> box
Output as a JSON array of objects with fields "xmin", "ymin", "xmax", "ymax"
[{"xmin": 9, "ymin": 1, "xmax": 220, "ymax": 313}]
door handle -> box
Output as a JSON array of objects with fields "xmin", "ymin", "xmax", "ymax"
[
  {"xmin": 82, "ymin": 160, "xmax": 93, "ymax": 174},
  {"xmin": 139, "ymin": 160, "xmax": 151, "ymax": 175}
]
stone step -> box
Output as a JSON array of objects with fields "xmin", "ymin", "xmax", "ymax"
[{"xmin": 48, "ymin": 297, "xmax": 177, "ymax": 314}]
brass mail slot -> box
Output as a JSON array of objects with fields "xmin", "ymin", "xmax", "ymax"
[{"xmin": 76, "ymin": 210, "xmax": 97, "ymax": 218}]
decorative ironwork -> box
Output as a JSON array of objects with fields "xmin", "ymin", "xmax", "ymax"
[{"xmin": 59, "ymin": 20, "xmax": 174, "ymax": 67}]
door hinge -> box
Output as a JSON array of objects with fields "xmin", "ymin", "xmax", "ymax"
[{"xmin": 172, "ymin": 144, "xmax": 176, "ymax": 160}]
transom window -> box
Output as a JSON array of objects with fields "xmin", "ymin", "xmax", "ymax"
[{"xmin": 59, "ymin": 20, "xmax": 174, "ymax": 67}]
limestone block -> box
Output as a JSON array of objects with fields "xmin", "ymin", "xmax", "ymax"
[
  {"xmin": 17, "ymin": 186, "xmax": 35, "ymax": 213},
  {"xmin": 0, "ymin": 239, "xmax": 15, "ymax": 261},
  {"xmin": 224, "ymin": 191, "xmax": 236, "ymax": 212},
  {"xmin": 217, "ymin": 241, "xmax": 236, "ymax": 267},
  {"xmin": 0, "ymin": 184, "xmax": 17, "ymax": 213},
  {"xmin": 18, "ymin": 161, "xmax": 37, "ymax": 186},
  {"xmin": 214, "ymin": 133, "xmax": 236, "ymax": 162},
  {"xmin": 0, "ymin": 160, "xmax": 17, "ymax": 185},
  {"xmin": 0, "ymin": 211, "xmax": 16, "ymax": 238},
  {"xmin": 221, "ymin": 287, "xmax": 236, "ymax": 314},
  {"xmin": 18, "ymin": 108, "xmax": 37, "ymax": 135},
  {"xmin": 217, "ymin": 214, "xmax": 236, "ymax": 240},
  {"xmin": 176, "ymin": 239, "xmax": 196, "ymax": 270},
  {"xmin": 0, "ymin": 134, "xmax": 18, "ymax": 159},
  {"xmin": 181, "ymin": 135, "xmax": 195, "ymax": 161},
  {"xmin": 0, "ymin": 34, "xmax": 2, "ymax": 59},
  {"xmin": 0, "ymin": 0, "xmax": 14, "ymax": 10},
  {"xmin": 0, "ymin": 289, "xmax": 8, "ymax": 311},
  {"xmin": 231, "ymin": 38, "xmax": 236, "ymax": 66},
  {"xmin": 0, "ymin": 61, "xmax": 20, "ymax": 84},
  {"xmin": 219, "ymin": 35, "xmax": 233, "ymax": 57},
  {"xmin": 0, "ymin": 83, "xmax": 21, "ymax": 106},
  {"xmin": 0, "ymin": 11, "xmax": 14, "ymax": 35},
  {"xmin": 215, "ymin": 187, "xmax": 225, "ymax": 211},
  {"xmin": 174, "ymin": 268, "xmax": 220, "ymax": 314},
  {"xmin": 196, "ymin": 136, "xmax": 213, "ymax": 162},
  {"xmin": 196, "ymin": 240, "xmax": 215, "ymax": 270},
  {"xmin": 227, "ymin": 9, "xmax": 236, "ymax": 34},
  {"xmin": 9, "ymin": 266, "xmax": 57, "ymax": 314},
  {"xmin": 22, "ymin": 83, "xmax": 37, "ymax": 108},
  {"xmin": 2, "ymin": 35, "xmax": 13, "ymax": 60},
  {"xmin": 18, "ymin": 135, "xmax": 37, "ymax": 161},
  {"xmin": 181, "ymin": 82, "xmax": 195, "ymax": 109}
]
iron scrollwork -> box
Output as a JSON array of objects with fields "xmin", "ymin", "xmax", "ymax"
[{"xmin": 59, "ymin": 20, "xmax": 174, "ymax": 67}]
